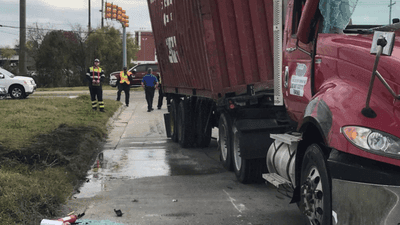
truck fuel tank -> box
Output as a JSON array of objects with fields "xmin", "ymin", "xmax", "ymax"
[{"xmin": 266, "ymin": 133, "xmax": 302, "ymax": 185}]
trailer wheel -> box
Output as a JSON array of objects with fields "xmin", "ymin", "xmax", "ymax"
[
  {"xmin": 299, "ymin": 144, "xmax": 332, "ymax": 225},
  {"xmin": 195, "ymin": 100, "xmax": 212, "ymax": 148},
  {"xmin": 232, "ymin": 125, "xmax": 264, "ymax": 183},
  {"xmin": 177, "ymin": 99, "xmax": 194, "ymax": 148},
  {"xmin": 219, "ymin": 113, "xmax": 233, "ymax": 171},
  {"xmin": 170, "ymin": 99, "xmax": 179, "ymax": 142}
]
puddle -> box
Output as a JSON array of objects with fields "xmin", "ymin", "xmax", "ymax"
[
  {"xmin": 73, "ymin": 139, "xmax": 223, "ymax": 199},
  {"xmin": 73, "ymin": 148, "xmax": 171, "ymax": 198}
]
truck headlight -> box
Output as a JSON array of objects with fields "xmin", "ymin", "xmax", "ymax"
[{"xmin": 342, "ymin": 126, "xmax": 400, "ymax": 157}]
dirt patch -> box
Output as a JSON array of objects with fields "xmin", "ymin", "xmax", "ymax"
[{"xmin": 0, "ymin": 124, "xmax": 107, "ymax": 224}]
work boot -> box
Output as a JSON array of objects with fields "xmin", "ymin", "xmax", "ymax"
[
  {"xmin": 92, "ymin": 107, "xmax": 97, "ymax": 111},
  {"xmin": 100, "ymin": 108, "xmax": 105, "ymax": 112}
]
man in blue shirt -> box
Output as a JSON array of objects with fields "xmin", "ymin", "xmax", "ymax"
[{"xmin": 141, "ymin": 68, "xmax": 159, "ymax": 112}]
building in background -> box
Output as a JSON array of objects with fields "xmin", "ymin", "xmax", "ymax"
[{"xmin": 134, "ymin": 30, "xmax": 157, "ymax": 64}]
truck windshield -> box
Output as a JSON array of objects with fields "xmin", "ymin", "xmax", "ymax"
[{"xmin": 320, "ymin": 0, "xmax": 400, "ymax": 33}]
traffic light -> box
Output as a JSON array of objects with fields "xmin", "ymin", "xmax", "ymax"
[
  {"xmin": 105, "ymin": 2, "xmax": 112, "ymax": 19},
  {"xmin": 104, "ymin": 2, "xmax": 128, "ymax": 27},
  {"xmin": 117, "ymin": 7, "xmax": 122, "ymax": 21},
  {"xmin": 124, "ymin": 15, "xmax": 129, "ymax": 27},
  {"xmin": 112, "ymin": 5, "xmax": 118, "ymax": 20}
]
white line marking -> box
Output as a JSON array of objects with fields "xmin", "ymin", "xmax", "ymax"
[{"xmin": 223, "ymin": 189, "xmax": 246, "ymax": 213}]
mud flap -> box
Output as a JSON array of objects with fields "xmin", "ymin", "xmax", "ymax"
[{"xmin": 164, "ymin": 113, "xmax": 171, "ymax": 137}]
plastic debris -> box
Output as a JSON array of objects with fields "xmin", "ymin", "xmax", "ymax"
[
  {"xmin": 40, "ymin": 219, "xmax": 70, "ymax": 225},
  {"xmin": 114, "ymin": 209, "xmax": 123, "ymax": 217},
  {"xmin": 75, "ymin": 219, "xmax": 124, "ymax": 225},
  {"xmin": 132, "ymin": 199, "xmax": 138, "ymax": 202},
  {"xmin": 172, "ymin": 199, "xmax": 178, "ymax": 202}
]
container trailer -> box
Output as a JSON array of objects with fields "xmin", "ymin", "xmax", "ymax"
[{"xmin": 148, "ymin": 0, "xmax": 400, "ymax": 224}]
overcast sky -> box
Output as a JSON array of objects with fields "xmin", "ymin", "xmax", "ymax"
[{"xmin": 0, "ymin": 0, "xmax": 152, "ymax": 48}]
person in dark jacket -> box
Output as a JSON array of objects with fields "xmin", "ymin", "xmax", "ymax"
[
  {"xmin": 117, "ymin": 67, "xmax": 135, "ymax": 107},
  {"xmin": 156, "ymin": 73, "xmax": 164, "ymax": 109},
  {"xmin": 86, "ymin": 59, "xmax": 105, "ymax": 112},
  {"xmin": 141, "ymin": 68, "xmax": 159, "ymax": 112}
]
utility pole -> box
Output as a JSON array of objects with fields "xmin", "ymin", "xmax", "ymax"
[
  {"xmin": 101, "ymin": 0, "xmax": 104, "ymax": 28},
  {"xmin": 19, "ymin": 0, "xmax": 27, "ymax": 76},
  {"xmin": 389, "ymin": 0, "xmax": 396, "ymax": 24},
  {"xmin": 88, "ymin": 0, "xmax": 91, "ymax": 33}
]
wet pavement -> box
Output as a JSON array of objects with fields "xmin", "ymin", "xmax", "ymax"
[{"xmin": 58, "ymin": 90, "xmax": 308, "ymax": 225}]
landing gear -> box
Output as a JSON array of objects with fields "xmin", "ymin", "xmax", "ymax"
[{"xmin": 169, "ymin": 99, "xmax": 179, "ymax": 142}]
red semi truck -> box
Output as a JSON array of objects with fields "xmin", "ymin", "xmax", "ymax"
[{"xmin": 148, "ymin": 0, "xmax": 400, "ymax": 224}]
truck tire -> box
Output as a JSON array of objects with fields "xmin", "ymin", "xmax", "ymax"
[
  {"xmin": 232, "ymin": 125, "xmax": 264, "ymax": 183},
  {"xmin": 299, "ymin": 144, "xmax": 332, "ymax": 225},
  {"xmin": 195, "ymin": 100, "xmax": 212, "ymax": 148},
  {"xmin": 9, "ymin": 85, "xmax": 25, "ymax": 99},
  {"xmin": 219, "ymin": 113, "xmax": 233, "ymax": 171},
  {"xmin": 170, "ymin": 99, "xmax": 179, "ymax": 142},
  {"xmin": 177, "ymin": 99, "xmax": 194, "ymax": 148}
]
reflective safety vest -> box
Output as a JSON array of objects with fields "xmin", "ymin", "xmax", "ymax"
[
  {"xmin": 120, "ymin": 71, "xmax": 132, "ymax": 85},
  {"xmin": 89, "ymin": 66, "xmax": 103, "ymax": 82}
]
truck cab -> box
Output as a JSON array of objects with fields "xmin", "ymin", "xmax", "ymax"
[{"xmin": 273, "ymin": 0, "xmax": 400, "ymax": 224}]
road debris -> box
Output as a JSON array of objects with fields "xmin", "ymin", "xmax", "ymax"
[{"xmin": 114, "ymin": 209, "xmax": 123, "ymax": 217}]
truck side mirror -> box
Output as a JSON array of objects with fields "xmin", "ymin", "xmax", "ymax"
[
  {"xmin": 297, "ymin": 0, "xmax": 320, "ymax": 44},
  {"xmin": 0, "ymin": 74, "xmax": 4, "ymax": 79},
  {"xmin": 132, "ymin": 69, "xmax": 137, "ymax": 74}
]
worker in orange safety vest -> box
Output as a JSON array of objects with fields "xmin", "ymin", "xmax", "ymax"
[{"xmin": 116, "ymin": 66, "xmax": 135, "ymax": 107}]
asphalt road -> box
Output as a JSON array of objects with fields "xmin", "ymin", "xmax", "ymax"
[{"xmin": 52, "ymin": 90, "xmax": 308, "ymax": 225}]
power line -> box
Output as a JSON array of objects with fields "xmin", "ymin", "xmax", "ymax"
[{"xmin": 0, "ymin": 30, "xmax": 19, "ymax": 36}]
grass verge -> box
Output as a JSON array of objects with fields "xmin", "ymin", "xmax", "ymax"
[
  {"xmin": 0, "ymin": 94, "xmax": 122, "ymax": 224},
  {"xmin": 35, "ymin": 86, "xmax": 144, "ymax": 92}
]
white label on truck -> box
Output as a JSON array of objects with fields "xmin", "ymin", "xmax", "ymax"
[
  {"xmin": 295, "ymin": 63, "xmax": 307, "ymax": 77},
  {"xmin": 166, "ymin": 36, "xmax": 179, "ymax": 63},
  {"xmin": 290, "ymin": 75, "xmax": 307, "ymax": 97}
]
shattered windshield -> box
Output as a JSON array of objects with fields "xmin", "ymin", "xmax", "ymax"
[{"xmin": 320, "ymin": 0, "xmax": 400, "ymax": 33}]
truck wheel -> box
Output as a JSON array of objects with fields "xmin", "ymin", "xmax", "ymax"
[
  {"xmin": 170, "ymin": 99, "xmax": 179, "ymax": 142},
  {"xmin": 299, "ymin": 144, "xmax": 332, "ymax": 225},
  {"xmin": 195, "ymin": 100, "xmax": 212, "ymax": 148},
  {"xmin": 177, "ymin": 99, "xmax": 194, "ymax": 148},
  {"xmin": 9, "ymin": 85, "xmax": 25, "ymax": 99},
  {"xmin": 232, "ymin": 125, "xmax": 264, "ymax": 183},
  {"xmin": 219, "ymin": 113, "xmax": 233, "ymax": 171}
]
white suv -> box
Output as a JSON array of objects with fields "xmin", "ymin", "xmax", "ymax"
[{"xmin": 0, "ymin": 68, "xmax": 37, "ymax": 99}]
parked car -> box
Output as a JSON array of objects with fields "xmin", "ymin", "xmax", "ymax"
[
  {"xmin": 0, "ymin": 86, "xmax": 7, "ymax": 99},
  {"xmin": 109, "ymin": 63, "xmax": 160, "ymax": 87},
  {"xmin": 0, "ymin": 67, "xmax": 37, "ymax": 99}
]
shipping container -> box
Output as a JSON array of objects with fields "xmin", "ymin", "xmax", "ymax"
[{"xmin": 148, "ymin": 0, "xmax": 275, "ymax": 99}]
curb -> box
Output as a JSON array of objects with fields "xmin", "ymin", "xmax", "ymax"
[{"xmin": 105, "ymin": 104, "xmax": 125, "ymax": 135}]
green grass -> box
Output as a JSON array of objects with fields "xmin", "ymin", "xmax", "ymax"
[
  {"xmin": 0, "ymin": 93, "xmax": 122, "ymax": 224},
  {"xmin": 0, "ymin": 95, "xmax": 120, "ymax": 150},
  {"xmin": 36, "ymin": 86, "xmax": 144, "ymax": 92}
]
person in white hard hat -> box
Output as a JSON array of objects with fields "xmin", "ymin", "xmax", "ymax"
[{"xmin": 86, "ymin": 59, "xmax": 105, "ymax": 112}]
